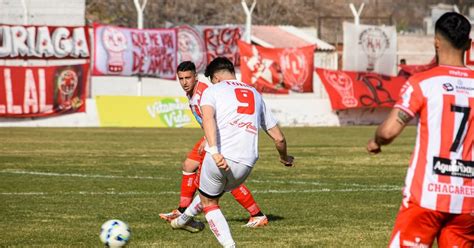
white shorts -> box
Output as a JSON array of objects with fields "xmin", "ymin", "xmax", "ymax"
[{"xmin": 198, "ymin": 152, "xmax": 253, "ymax": 198}]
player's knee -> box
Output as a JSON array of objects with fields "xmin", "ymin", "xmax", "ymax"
[{"xmin": 182, "ymin": 159, "xmax": 199, "ymax": 172}]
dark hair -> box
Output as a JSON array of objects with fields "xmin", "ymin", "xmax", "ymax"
[
  {"xmin": 177, "ymin": 61, "xmax": 196, "ymax": 73},
  {"xmin": 204, "ymin": 57, "xmax": 235, "ymax": 78},
  {"xmin": 435, "ymin": 12, "xmax": 471, "ymax": 50}
]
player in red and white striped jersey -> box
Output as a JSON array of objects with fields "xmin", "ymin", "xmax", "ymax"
[
  {"xmin": 367, "ymin": 12, "xmax": 473, "ymax": 248},
  {"xmin": 159, "ymin": 61, "xmax": 269, "ymax": 230}
]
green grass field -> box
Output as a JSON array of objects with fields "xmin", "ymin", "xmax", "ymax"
[{"xmin": 0, "ymin": 127, "xmax": 417, "ymax": 247}]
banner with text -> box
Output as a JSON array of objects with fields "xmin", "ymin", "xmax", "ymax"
[
  {"xmin": 343, "ymin": 22, "xmax": 397, "ymax": 76},
  {"xmin": 239, "ymin": 41, "xmax": 315, "ymax": 94},
  {"xmin": 0, "ymin": 64, "xmax": 89, "ymax": 117},
  {"xmin": 0, "ymin": 24, "xmax": 90, "ymax": 59},
  {"xmin": 315, "ymin": 68, "xmax": 406, "ymax": 110},
  {"xmin": 177, "ymin": 25, "xmax": 243, "ymax": 72},
  {"xmin": 93, "ymin": 23, "xmax": 177, "ymax": 79},
  {"xmin": 95, "ymin": 96, "xmax": 200, "ymax": 128}
]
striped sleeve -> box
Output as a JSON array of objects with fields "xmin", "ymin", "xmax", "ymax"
[{"xmin": 394, "ymin": 80, "xmax": 424, "ymax": 117}]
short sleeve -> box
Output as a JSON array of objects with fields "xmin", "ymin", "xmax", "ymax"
[
  {"xmin": 394, "ymin": 80, "xmax": 424, "ymax": 117},
  {"xmin": 200, "ymin": 86, "xmax": 216, "ymax": 109},
  {"xmin": 260, "ymin": 98, "xmax": 278, "ymax": 130}
]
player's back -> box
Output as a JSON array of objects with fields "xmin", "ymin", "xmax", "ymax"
[
  {"xmin": 202, "ymin": 80, "xmax": 264, "ymax": 167},
  {"xmin": 397, "ymin": 65, "xmax": 474, "ymax": 214}
]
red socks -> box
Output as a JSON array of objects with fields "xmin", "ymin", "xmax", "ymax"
[
  {"xmin": 231, "ymin": 184, "xmax": 261, "ymax": 216},
  {"xmin": 179, "ymin": 172, "xmax": 197, "ymax": 208}
]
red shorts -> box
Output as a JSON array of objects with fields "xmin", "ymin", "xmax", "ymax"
[
  {"xmin": 388, "ymin": 202, "xmax": 474, "ymax": 248},
  {"xmin": 186, "ymin": 136, "xmax": 206, "ymax": 163}
]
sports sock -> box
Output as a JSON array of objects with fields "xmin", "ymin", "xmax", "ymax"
[
  {"xmin": 204, "ymin": 205, "xmax": 235, "ymax": 247},
  {"xmin": 231, "ymin": 184, "xmax": 261, "ymax": 216},
  {"xmin": 176, "ymin": 195, "xmax": 202, "ymax": 226},
  {"xmin": 179, "ymin": 171, "xmax": 197, "ymax": 209}
]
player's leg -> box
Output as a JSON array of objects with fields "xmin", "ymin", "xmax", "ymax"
[
  {"xmin": 159, "ymin": 137, "xmax": 205, "ymax": 221},
  {"xmin": 200, "ymin": 154, "xmax": 253, "ymax": 247},
  {"xmin": 388, "ymin": 202, "xmax": 444, "ymax": 248},
  {"xmin": 437, "ymin": 212, "xmax": 474, "ymax": 248},
  {"xmin": 170, "ymin": 194, "xmax": 205, "ymax": 233},
  {"xmin": 230, "ymin": 184, "xmax": 268, "ymax": 227}
]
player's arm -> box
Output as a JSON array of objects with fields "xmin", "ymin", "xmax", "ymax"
[
  {"xmin": 201, "ymin": 105, "xmax": 228, "ymax": 170},
  {"xmin": 265, "ymin": 126, "xmax": 294, "ymax": 167},
  {"xmin": 367, "ymin": 108, "xmax": 413, "ymax": 154}
]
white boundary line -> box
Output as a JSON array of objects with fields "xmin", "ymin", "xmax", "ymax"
[
  {"xmin": 0, "ymin": 169, "xmax": 401, "ymax": 189},
  {"xmin": 0, "ymin": 187, "xmax": 401, "ymax": 196}
]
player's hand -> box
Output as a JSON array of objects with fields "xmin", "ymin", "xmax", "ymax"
[
  {"xmin": 367, "ymin": 139, "xmax": 382, "ymax": 154},
  {"xmin": 212, "ymin": 153, "xmax": 229, "ymax": 171},
  {"xmin": 280, "ymin": 155, "xmax": 294, "ymax": 167}
]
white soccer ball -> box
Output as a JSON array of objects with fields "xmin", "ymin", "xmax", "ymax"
[{"xmin": 99, "ymin": 219, "xmax": 131, "ymax": 247}]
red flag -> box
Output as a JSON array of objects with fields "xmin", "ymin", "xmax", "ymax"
[
  {"xmin": 315, "ymin": 68, "xmax": 407, "ymax": 110},
  {"xmin": 239, "ymin": 41, "xmax": 315, "ymax": 94}
]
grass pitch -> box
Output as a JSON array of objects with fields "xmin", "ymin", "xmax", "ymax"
[{"xmin": 0, "ymin": 127, "xmax": 416, "ymax": 247}]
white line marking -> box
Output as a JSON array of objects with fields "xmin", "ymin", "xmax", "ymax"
[
  {"xmin": 0, "ymin": 169, "xmax": 401, "ymax": 189},
  {"xmin": 0, "ymin": 169, "xmax": 167, "ymax": 180},
  {"xmin": 0, "ymin": 187, "xmax": 401, "ymax": 196}
]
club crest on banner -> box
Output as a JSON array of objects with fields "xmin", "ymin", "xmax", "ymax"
[
  {"xmin": 177, "ymin": 25, "xmax": 206, "ymax": 72},
  {"xmin": 102, "ymin": 27, "xmax": 128, "ymax": 73},
  {"xmin": 279, "ymin": 48, "xmax": 309, "ymax": 92},
  {"xmin": 323, "ymin": 69, "xmax": 358, "ymax": 108},
  {"xmin": 358, "ymin": 27, "xmax": 390, "ymax": 72},
  {"xmin": 55, "ymin": 68, "xmax": 82, "ymax": 110}
]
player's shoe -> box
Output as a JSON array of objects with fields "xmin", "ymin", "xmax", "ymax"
[
  {"xmin": 170, "ymin": 217, "xmax": 205, "ymax": 233},
  {"xmin": 159, "ymin": 209, "xmax": 182, "ymax": 222},
  {"xmin": 243, "ymin": 215, "xmax": 268, "ymax": 228}
]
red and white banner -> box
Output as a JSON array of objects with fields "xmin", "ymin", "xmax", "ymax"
[
  {"xmin": 177, "ymin": 25, "xmax": 243, "ymax": 72},
  {"xmin": 343, "ymin": 22, "xmax": 397, "ymax": 76},
  {"xmin": 0, "ymin": 64, "xmax": 89, "ymax": 117},
  {"xmin": 0, "ymin": 24, "xmax": 90, "ymax": 59},
  {"xmin": 239, "ymin": 41, "xmax": 315, "ymax": 94},
  {"xmin": 315, "ymin": 68, "xmax": 406, "ymax": 110},
  {"xmin": 466, "ymin": 40, "xmax": 474, "ymax": 65},
  {"xmin": 93, "ymin": 23, "xmax": 177, "ymax": 79}
]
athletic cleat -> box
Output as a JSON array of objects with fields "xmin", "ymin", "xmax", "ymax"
[
  {"xmin": 159, "ymin": 209, "xmax": 182, "ymax": 222},
  {"xmin": 170, "ymin": 217, "xmax": 205, "ymax": 233},
  {"xmin": 243, "ymin": 215, "xmax": 268, "ymax": 228}
]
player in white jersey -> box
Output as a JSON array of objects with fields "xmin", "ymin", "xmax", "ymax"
[
  {"xmin": 170, "ymin": 57, "xmax": 294, "ymax": 247},
  {"xmin": 367, "ymin": 12, "xmax": 473, "ymax": 248},
  {"xmin": 159, "ymin": 61, "xmax": 270, "ymax": 230}
]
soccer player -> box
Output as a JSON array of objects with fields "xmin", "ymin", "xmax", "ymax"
[
  {"xmin": 171, "ymin": 57, "xmax": 294, "ymax": 247},
  {"xmin": 367, "ymin": 12, "xmax": 473, "ymax": 248},
  {"xmin": 159, "ymin": 61, "xmax": 269, "ymax": 230}
]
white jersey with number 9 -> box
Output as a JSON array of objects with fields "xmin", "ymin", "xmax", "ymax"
[{"xmin": 200, "ymin": 80, "xmax": 278, "ymax": 167}]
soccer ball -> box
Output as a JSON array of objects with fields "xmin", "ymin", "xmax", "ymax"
[{"xmin": 99, "ymin": 219, "xmax": 131, "ymax": 247}]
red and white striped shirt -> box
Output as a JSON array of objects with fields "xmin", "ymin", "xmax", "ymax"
[
  {"xmin": 188, "ymin": 81, "xmax": 209, "ymax": 126},
  {"xmin": 395, "ymin": 65, "xmax": 474, "ymax": 214}
]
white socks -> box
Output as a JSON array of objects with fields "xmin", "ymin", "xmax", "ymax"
[
  {"xmin": 204, "ymin": 205, "xmax": 235, "ymax": 247},
  {"xmin": 176, "ymin": 195, "xmax": 202, "ymax": 226}
]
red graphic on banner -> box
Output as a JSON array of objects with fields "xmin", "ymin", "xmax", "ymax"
[
  {"xmin": 203, "ymin": 27, "xmax": 242, "ymax": 67},
  {"xmin": 0, "ymin": 64, "xmax": 89, "ymax": 117},
  {"xmin": 239, "ymin": 41, "xmax": 314, "ymax": 94},
  {"xmin": 315, "ymin": 68, "xmax": 406, "ymax": 110},
  {"xmin": 0, "ymin": 24, "xmax": 90, "ymax": 59}
]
